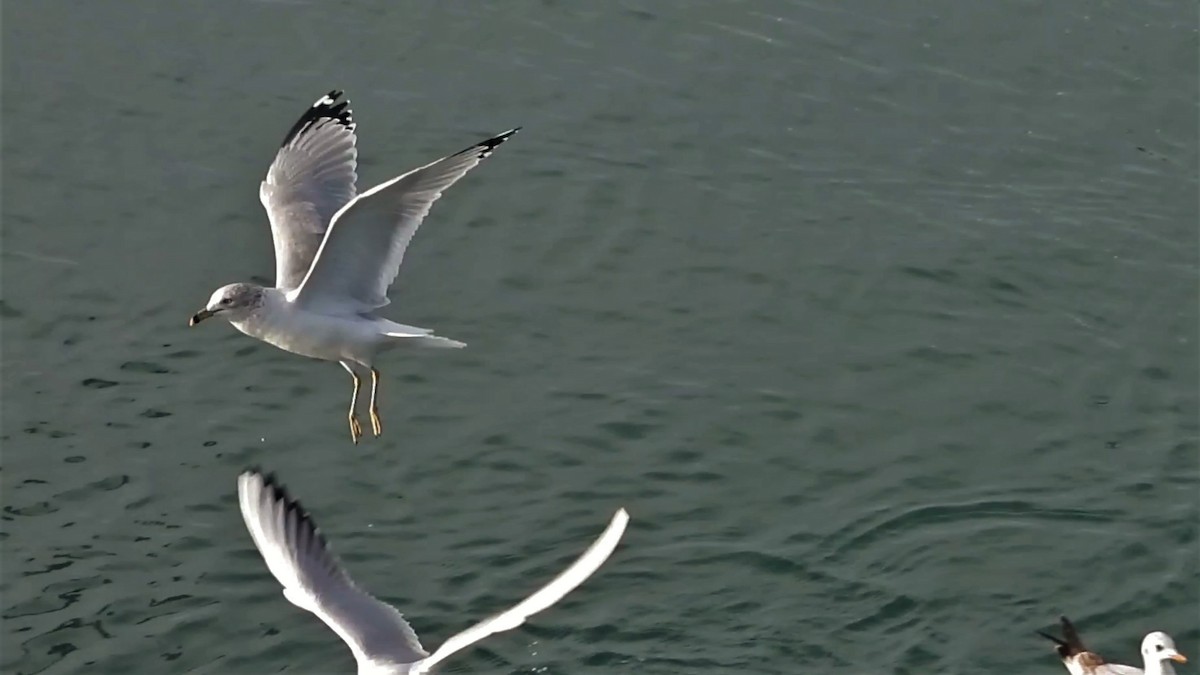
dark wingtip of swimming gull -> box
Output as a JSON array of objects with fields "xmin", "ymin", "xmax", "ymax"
[
  {"xmin": 1056, "ymin": 615, "xmax": 1088, "ymax": 654},
  {"xmin": 279, "ymin": 89, "xmax": 355, "ymax": 148},
  {"xmin": 1037, "ymin": 615, "xmax": 1090, "ymax": 660},
  {"xmin": 1037, "ymin": 629, "xmax": 1069, "ymax": 653}
]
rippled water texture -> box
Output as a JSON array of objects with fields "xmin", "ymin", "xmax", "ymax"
[{"xmin": 2, "ymin": 2, "xmax": 1197, "ymax": 673}]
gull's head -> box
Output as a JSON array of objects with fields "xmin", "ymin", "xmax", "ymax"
[
  {"xmin": 1141, "ymin": 631, "xmax": 1187, "ymax": 667},
  {"xmin": 190, "ymin": 283, "xmax": 265, "ymax": 326}
]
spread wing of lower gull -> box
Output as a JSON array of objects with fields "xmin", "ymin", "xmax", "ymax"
[{"xmin": 237, "ymin": 470, "xmax": 629, "ymax": 674}]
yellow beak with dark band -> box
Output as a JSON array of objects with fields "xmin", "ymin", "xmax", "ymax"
[{"xmin": 189, "ymin": 308, "xmax": 217, "ymax": 326}]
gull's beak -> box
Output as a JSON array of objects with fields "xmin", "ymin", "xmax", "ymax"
[
  {"xmin": 1168, "ymin": 652, "xmax": 1187, "ymax": 664},
  {"xmin": 189, "ymin": 308, "xmax": 216, "ymax": 326}
]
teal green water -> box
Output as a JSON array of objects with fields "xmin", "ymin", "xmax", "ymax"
[{"xmin": 2, "ymin": 2, "xmax": 1196, "ymax": 673}]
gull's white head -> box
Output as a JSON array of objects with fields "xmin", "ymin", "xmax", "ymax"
[
  {"xmin": 1141, "ymin": 631, "xmax": 1187, "ymax": 668},
  {"xmin": 190, "ymin": 283, "xmax": 266, "ymax": 326}
]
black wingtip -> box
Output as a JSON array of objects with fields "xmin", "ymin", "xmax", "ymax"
[
  {"xmin": 259, "ymin": 470, "xmax": 299, "ymax": 509},
  {"xmin": 1058, "ymin": 615, "xmax": 1083, "ymax": 648},
  {"xmin": 240, "ymin": 468, "xmax": 339, "ymax": 562},
  {"xmin": 457, "ymin": 127, "xmax": 521, "ymax": 161},
  {"xmin": 1035, "ymin": 615, "xmax": 1087, "ymax": 658},
  {"xmin": 243, "ymin": 468, "xmax": 311, "ymax": 523},
  {"xmin": 1037, "ymin": 627, "xmax": 1075, "ymax": 661},
  {"xmin": 279, "ymin": 90, "xmax": 355, "ymax": 148},
  {"xmin": 1037, "ymin": 630, "xmax": 1067, "ymax": 647}
]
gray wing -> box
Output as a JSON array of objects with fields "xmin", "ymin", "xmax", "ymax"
[
  {"xmin": 290, "ymin": 128, "xmax": 519, "ymax": 313},
  {"xmin": 237, "ymin": 471, "xmax": 428, "ymax": 668},
  {"xmin": 259, "ymin": 91, "xmax": 359, "ymax": 291}
]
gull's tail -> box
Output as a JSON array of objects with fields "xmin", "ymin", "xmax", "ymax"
[
  {"xmin": 406, "ymin": 335, "xmax": 467, "ymax": 349},
  {"xmin": 379, "ymin": 320, "xmax": 466, "ymax": 349}
]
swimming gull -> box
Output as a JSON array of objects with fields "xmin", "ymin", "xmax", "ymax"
[
  {"xmin": 236, "ymin": 470, "xmax": 628, "ymax": 674},
  {"xmin": 190, "ymin": 91, "xmax": 518, "ymax": 442},
  {"xmin": 1038, "ymin": 615, "xmax": 1187, "ymax": 675}
]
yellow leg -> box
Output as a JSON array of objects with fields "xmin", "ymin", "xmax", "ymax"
[
  {"xmin": 369, "ymin": 367, "xmax": 383, "ymax": 437},
  {"xmin": 341, "ymin": 362, "xmax": 363, "ymax": 444}
]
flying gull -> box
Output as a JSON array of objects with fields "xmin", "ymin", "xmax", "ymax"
[
  {"xmin": 236, "ymin": 470, "xmax": 628, "ymax": 674},
  {"xmin": 190, "ymin": 91, "xmax": 518, "ymax": 442}
]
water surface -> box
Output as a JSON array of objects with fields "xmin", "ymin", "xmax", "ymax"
[{"xmin": 2, "ymin": 1, "xmax": 1197, "ymax": 673}]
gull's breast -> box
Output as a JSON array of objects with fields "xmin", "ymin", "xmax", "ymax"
[{"xmin": 234, "ymin": 304, "xmax": 377, "ymax": 363}]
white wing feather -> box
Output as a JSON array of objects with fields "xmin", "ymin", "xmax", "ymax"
[{"xmin": 412, "ymin": 508, "xmax": 629, "ymax": 673}]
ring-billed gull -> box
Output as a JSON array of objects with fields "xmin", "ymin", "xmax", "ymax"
[
  {"xmin": 1038, "ymin": 615, "xmax": 1187, "ymax": 674},
  {"xmin": 190, "ymin": 91, "xmax": 518, "ymax": 443},
  {"xmin": 236, "ymin": 470, "xmax": 629, "ymax": 674}
]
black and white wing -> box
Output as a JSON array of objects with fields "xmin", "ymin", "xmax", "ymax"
[
  {"xmin": 237, "ymin": 471, "xmax": 428, "ymax": 669},
  {"xmin": 290, "ymin": 128, "xmax": 519, "ymax": 313},
  {"xmin": 411, "ymin": 508, "xmax": 629, "ymax": 674},
  {"xmin": 1038, "ymin": 616, "xmax": 1144, "ymax": 675},
  {"xmin": 259, "ymin": 91, "xmax": 359, "ymax": 291}
]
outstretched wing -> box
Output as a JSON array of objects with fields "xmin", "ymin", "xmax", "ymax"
[
  {"xmin": 412, "ymin": 508, "xmax": 629, "ymax": 674},
  {"xmin": 237, "ymin": 471, "xmax": 428, "ymax": 669},
  {"xmin": 259, "ymin": 91, "xmax": 358, "ymax": 290},
  {"xmin": 291, "ymin": 128, "xmax": 519, "ymax": 313}
]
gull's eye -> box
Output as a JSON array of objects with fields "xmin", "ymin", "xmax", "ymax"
[
  {"xmin": 1156, "ymin": 644, "xmax": 1164, "ymax": 652},
  {"xmin": 220, "ymin": 298, "xmax": 232, "ymax": 306}
]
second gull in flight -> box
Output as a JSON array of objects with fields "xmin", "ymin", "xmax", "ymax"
[{"xmin": 236, "ymin": 470, "xmax": 629, "ymax": 674}]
